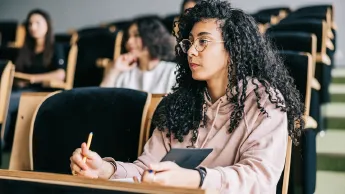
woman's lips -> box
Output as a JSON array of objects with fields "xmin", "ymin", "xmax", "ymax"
[{"xmin": 189, "ymin": 63, "xmax": 200, "ymax": 69}]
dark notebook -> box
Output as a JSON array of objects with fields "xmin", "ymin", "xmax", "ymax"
[{"xmin": 161, "ymin": 148, "xmax": 213, "ymax": 169}]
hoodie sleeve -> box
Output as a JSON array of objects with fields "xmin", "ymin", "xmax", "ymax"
[
  {"xmin": 104, "ymin": 129, "xmax": 170, "ymax": 179},
  {"xmin": 201, "ymin": 95, "xmax": 288, "ymax": 193}
]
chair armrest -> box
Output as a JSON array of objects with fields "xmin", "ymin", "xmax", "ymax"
[
  {"xmin": 258, "ymin": 23, "xmax": 270, "ymax": 34},
  {"xmin": 15, "ymin": 73, "xmax": 66, "ymax": 89},
  {"xmin": 67, "ymin": 28, "xmax": 77, "ymax": 34},
  {"xmin": 316, "ymin": 53, "xmax": 331, "ymax": 66},
  {"xmin": 332, "ymin": 22, "xmax": 337, "ymax": 30},
  {"xmin": 279, "ymin": 10, "xmax": 288, "ymax": 19},
  {"xmin": 326, "ymin": 39, "xmax": 335, "ymax": 50},
  {"xmin": 14, "ymin": 72, "xmax": 32, "ymax": 80},
  {"xmin": 328, "ymin": 29, "xmax": 334, "ymax": 39},
  {"xmin": 304, "ymin": 115, "xmax": 318, "ymax": 129},
  {"xmin": 271, "ymin": 16, "xmax": 279, "ymax": 25},
  {"xmin": 311, "ymin": 78, "xmax": 321, "ymax": 91},
  {"xmin": 42, "ymin": 80, "xmax": 66, "ymax": 89},
  {"xmin": 96, "ymin": 58, "xmax": 112, "ymax": 68}
]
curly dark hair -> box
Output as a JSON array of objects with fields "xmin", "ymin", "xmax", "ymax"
[
  {"xmin": 152, "ymin": 0, "xmax": 304, "ymax": 146},
  {"xmin": 121, "ymin": 15, "xmax": 175, "ymax": 62}
]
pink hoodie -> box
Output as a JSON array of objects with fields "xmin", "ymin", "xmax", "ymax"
[{"xmin": 105, "ymin": 78, "xmax": 288, "ymax": 194}]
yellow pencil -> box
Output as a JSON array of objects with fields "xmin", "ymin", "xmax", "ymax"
[
  {"xmin": 82, "ymin": 132, "xmax": 93, "ymax": 163},
  {"xmin": 72, "ymin": 132, "xmax": 93, "ymax": 175}
]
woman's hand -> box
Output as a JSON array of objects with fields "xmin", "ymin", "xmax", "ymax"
[
  {"xmin": 70, "ymin": 143, "xmax": 115, "ymax": 179},
  {"xmin": 113, "ymin": 53, "xmax": 137, "ymax": 72},
  {"xmin": 29, "ymin": 75, "xmax": 38, "ymax": 84},
  {"xmin": 141, "ymin": 161, "xmax": 200, "ymax": 188}
]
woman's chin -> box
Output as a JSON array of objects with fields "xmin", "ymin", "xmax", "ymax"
[{"xmin": 191, "ymin": 72, "xmax": 206, "ymax": 81}]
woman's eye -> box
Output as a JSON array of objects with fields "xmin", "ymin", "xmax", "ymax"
[{"xmin": 198, "ymin": 39, "xmax": 209, "ymax": 46}]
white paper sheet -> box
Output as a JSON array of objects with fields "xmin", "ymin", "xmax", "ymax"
[{"xmin": 109, "ymin": 178, "xmax": 140, "ymax": 183}]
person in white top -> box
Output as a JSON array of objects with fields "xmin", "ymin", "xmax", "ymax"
[{"xmin": 101, "ymin": 16, "xmax": 177, "ymax": 94}]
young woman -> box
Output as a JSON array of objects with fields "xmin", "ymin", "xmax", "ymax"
[
  {"xmin": 3, "ymin": 9, "xmax": 65, "ymax": 150},
  {"xmin": 100, "ymin": 16, "xmax": 176, "ymax": 94},
  {"xmin": 14, "ymin": 9, "xmax": 65, "ymax": 87},
  {"xmin": 71, "ymin": 1, "xmax": 304, "ymax": 193}
]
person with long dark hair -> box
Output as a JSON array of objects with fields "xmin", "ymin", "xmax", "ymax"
[
  {"xmin": 70, "ymin": 1, "xmax": 304, "ymax": 193},
  {"xmin": 15, "ymin": 9, "xmax": 65, "ymax": 85},
  {"xmin": 3, "ymin": 9, "xmax": 65, "ymax": 150},
  {"xmin": 101, "ymin": 16, "xmax": 176, "ymax": 94}
]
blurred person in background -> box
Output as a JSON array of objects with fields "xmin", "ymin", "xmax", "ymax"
[
  {"xmin": 101, "ymin": 16, "xmax": 177, "ymax": 94},
  {"xmin": 3, "ymin": 9, "xmax": 65, "ymax": 151}
]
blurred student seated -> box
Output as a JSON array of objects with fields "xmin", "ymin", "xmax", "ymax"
[
  {"xmin": 100, "ymin": 16, "xmax": 177, "ymax": 94},
  {"xmin": 3, "ymin": 9, "xmax": 65, "ymax": 150}
]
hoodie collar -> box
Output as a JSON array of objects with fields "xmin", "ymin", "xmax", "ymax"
[{"xmin": 203, "ymin": 77, "xmax": 260, "ymax": 122}]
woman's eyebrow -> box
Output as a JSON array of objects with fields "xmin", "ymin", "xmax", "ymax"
[{"xmin": 189, "ymin": 31, "xmax": 212, "ymax": 37}]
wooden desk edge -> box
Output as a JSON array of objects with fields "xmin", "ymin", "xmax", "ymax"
[
  {"xmin": 20, "ymin": 92, "xmax": 56, "ymax": 97},
  {"xmin": 0, "ymin": 170, "xmax": 218, "ymax": 194}
]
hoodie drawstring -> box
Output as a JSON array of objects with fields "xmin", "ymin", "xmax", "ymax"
[{"xmin": 199, "ymin": 98, "xmax": 223, "ymax": 148}]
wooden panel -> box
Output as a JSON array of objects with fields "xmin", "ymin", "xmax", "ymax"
[
  {"xmin": 282, "ymin": 137, "xmax": 292, "ymax": 194},
  {"xmin": 9, "ymin": 92, "xmax": 59, "ymax": 170},
  {"xmin": 15, "ymin": 25, "xmax": 25, "ymax": 47},
  {"xmin": 65, "ymin": 43, "xmax": 78, "ymax": 89},
  {"xmin": 137, "ymin": 93, "xmax": 151, "ymax": 156},
  {"xmin": 14, "ymin": 72, "xmax": 32, "ymax": 80},
  {"xmin": 0, "ymin": 170, "xmax": 217, "ymax": 194},
  {"xmin": 143, "ymin": 94, "xmax": 164, "ymax": 144},
  {"xmin": 0, "ymin": 61, "xmax": 15, "ymax": 124},
  {"xmin": 0, "ymin": 61, "xmax": 15, "ymax": 144}
]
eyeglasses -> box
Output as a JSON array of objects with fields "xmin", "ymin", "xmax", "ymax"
[{"xmin": 179, "ymin": 38, "xmax": 225, "ymax": 53}]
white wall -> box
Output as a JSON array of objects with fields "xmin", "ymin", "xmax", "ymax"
[
  {"xmin": 0, "ymin": 0, "xmax": 182, "ymax": 32},
  {"xmin": 0, "ymin": 0, "xmax": 343, "ymax": 65}
]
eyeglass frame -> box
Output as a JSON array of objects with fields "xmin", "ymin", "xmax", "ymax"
[{"xmin": 179, "ymin": 38, "xmax": 225, "ymax": 53}]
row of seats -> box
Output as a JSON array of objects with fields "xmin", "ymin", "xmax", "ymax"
[
  {"xmin": 0, "ymin": 60, "xmax": 15, "ymax": 165},
  {"xmin": 0, "ymin": 29, "xmax": 121, "ymax": 89},
  {"xmin": 260, "ymin": 4, "xmax": 336, "ymax": 128},
  {"xmin": 0, "ymin": 5, "xmax": 335, "ymax": 93},
  {"xmin": 0, "ymin": 54, "xmax": 301, "ymax": 194},
  {"xmin": 0, "ymin": 15, "xmax": 173, "ymax": 88},
  {"xmin": 0, "ymin": 64, "xmax": 164, "ymax": 167},
  {"xmin": 0, "ymin": 4, "xmax": 338, "ymax": 194},
  {"xmin": 256, "ymin": 5, "xmax": 337, "ymax": 194},
  {"xmin": 0, "ymin": 21, "xmax": 25, "ymax": 48},
  {"xmin": 0, "ymin": 14, "xmax": 176, "ymax": 48},
  {"xmin": 7, "ymin": 88, "xmax": 163, "ymax": 173}
]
